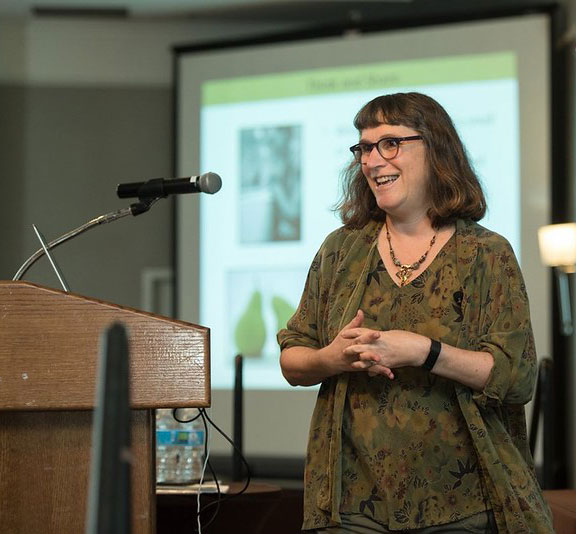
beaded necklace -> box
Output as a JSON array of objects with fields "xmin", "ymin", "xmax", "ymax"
[{"xmin": 385, "ymin": 224, "xmax": 437, "ymax": 286}]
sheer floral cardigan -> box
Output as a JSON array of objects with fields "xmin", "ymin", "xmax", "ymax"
[{"xmin": 277, "ymin": 218, "xmax": 553, "ymax": 533}]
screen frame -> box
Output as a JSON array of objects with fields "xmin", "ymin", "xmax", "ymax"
[{"xmin": 171, "ymin": 4, "xmax": 566, "ymax": 479}]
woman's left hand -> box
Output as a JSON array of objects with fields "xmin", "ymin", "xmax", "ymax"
[
  {"xmin": 342, "ymin": 327, "xmax": 494, "ymax": 390},
  {"xmin": 341, "ymin": 328, "xmax": 429, "ymax": 378}
]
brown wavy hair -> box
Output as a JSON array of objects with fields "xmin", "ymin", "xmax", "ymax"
[{"xmin": 337, "ymin": 92, "xmax": 486, "ymax": 229}]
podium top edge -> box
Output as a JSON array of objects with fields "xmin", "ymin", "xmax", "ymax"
[{"xmin": 0, "ymin": 280, "xmax": 208, "ymax": 333}]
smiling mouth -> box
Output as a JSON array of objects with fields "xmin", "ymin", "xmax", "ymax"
[{"xmin": 375, "ymin": 175, "xmax": 399, "ymax": 187}]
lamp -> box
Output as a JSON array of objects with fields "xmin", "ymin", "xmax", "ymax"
[{"xmin": 538, "ymin": 223, "xmax": 576, "ymax": 335}]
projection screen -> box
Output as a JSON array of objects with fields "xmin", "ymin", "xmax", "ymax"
[{"xmin": 175, "ymin": 13, "xmax": 551, "ymax": 460}]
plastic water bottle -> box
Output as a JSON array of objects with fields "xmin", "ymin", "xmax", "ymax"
[{"xmin": 156, "ymin": 408, "xmax": 205, "ymax": 484}]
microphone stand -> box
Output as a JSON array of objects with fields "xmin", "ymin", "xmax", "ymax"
[
  {"xmin": 13, "ymin": 198, "xmax": 157, "ymax": 282},
  {"xmin": 12, "ymin": 193, "xmax": 162, "ymax": 532}
]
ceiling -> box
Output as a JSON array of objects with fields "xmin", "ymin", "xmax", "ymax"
[
  {"xmin": 0, "ymin": 0, "xmax": 412, "ymax": 20},
  {"xmin": 0, "ymin": 0, "xmax": 557, "ymax": 24}
]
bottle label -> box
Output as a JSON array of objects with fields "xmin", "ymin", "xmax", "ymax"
[{"xmin": 156, "ymin": 429, "xmax": 205, "ymax": 447}]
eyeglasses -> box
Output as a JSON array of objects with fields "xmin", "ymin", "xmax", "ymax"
[{"xmin": 349, "ymin": 135, "xmax": 423, "ymax": 162}]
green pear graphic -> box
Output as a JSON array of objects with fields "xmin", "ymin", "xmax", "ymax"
[
  {"xmin": 234, "ymin": 290, "xmax": 266, "ymax": 357},
  {"xmin": 271, "ymin": 295, "xmax": 296, "ymax": 331}
]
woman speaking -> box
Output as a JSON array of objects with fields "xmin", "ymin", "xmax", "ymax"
[{"xmin": 278, "ymin": 93, "xmax": 553, "ymax": 533}]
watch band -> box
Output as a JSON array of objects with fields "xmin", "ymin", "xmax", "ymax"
[{"xmin": 422, "ymin": 339, "xmax": 441, "ymax": 371}]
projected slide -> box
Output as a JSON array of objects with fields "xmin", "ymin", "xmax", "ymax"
[{"xmin": 194, "ymin": 51, "xmax": 519, "ymax": 389}]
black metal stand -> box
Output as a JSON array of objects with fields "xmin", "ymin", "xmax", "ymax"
[
  {"xmin": 529, "ymin": 357, "xmax": 556, "ymax": 489},
  {"xmin": 233, "ymin": 354, "xmax": 244, "ymax": 482},
  {"xmin": 85, "ymin": 323, "xmax": 132, "ymax": 534}
]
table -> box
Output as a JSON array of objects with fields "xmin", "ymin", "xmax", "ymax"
[
  {"xmin": 543, "ymin": 489, "xmax": 576, "ymax": 534},
  {"xmin": 157, "ymin": 481, "xmax": 303, "ymax": 534}
]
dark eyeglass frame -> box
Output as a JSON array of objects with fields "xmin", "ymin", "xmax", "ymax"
[{"xmin": 349, "ymin": 135, "xmax": 423, "ymax": 162}]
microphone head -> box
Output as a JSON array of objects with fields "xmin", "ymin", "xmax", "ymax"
[{"xmin": 198, "ymin": 172, "xmax": 222, "ymax": 194}]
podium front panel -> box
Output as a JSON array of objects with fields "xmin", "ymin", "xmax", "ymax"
[{"xmin": 0, "ymin": 409, "xmax": 155, "ymax": 534}]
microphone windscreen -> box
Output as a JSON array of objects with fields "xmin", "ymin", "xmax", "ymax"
[{"xmin": 198, "ymin": 172, "xmax": 222, "ymax": 194}]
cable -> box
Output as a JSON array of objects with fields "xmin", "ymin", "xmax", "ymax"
[
  {"xmin": 172, "ymin": 407, "xmax": 252, "ymax": 532},
  {"xmin": 174, "ymin": 407, "xmax": 251, "ymax": 497},
  {"xmin": 170, "ymin": 409, "xmax": 221, "ymax": 532},
  {"xmin": 172, "ymin": 408, "xmax": 215, "ymax": 533},
  {"xmin": 197, "ymin": 409, "xmax": 251, "ymax": 527},
  {"xmin": 172, "ymin": 408, "xmax": 201, "ymax": 424},
  {"xmin": 197, "ymin": 413, "xmax": 209, "ymax": 534},
  {"xmin": 200, "ymin": 408, "xmax": 252, "ymax": 498}
]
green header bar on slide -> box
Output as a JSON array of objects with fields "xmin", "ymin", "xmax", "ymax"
[{"xmin": 202, "ymin": 52, "xmax": 515, "ymax": 105}]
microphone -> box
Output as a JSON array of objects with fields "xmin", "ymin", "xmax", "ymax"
[{"xmin": 116, "ymin": 172, "xmax": 222, "ymax": 199}]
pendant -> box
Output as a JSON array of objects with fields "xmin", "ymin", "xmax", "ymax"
[{"xmin": 396, "ymin": 265, "xmax": 413, "ymax": 286}]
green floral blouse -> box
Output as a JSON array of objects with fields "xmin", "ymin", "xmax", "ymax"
[
  {"xmin": 340, "ymin": 239, "xmax": 489, "ymax": 529},
  {"xmin": 277, "ymin": 219, "xmax": 554, "ymax": 533}
]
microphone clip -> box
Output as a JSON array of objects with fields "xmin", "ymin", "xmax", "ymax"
[
  {"xmin": 134, "ymin": 178, "xmax": 170, "ymax": 200},
  {"xmin": 130, "ymin": 199, "xmax": 154, "ymax": 216},
  {"xmin": 129, "ymin": 178, "xmax": 166, "ymax": 217}
]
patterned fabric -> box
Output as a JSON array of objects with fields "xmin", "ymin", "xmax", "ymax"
[
  {"xmin": 340, "ymin": 240, "xmax": 488, "ymax": 529},
  {"xmin": 277, "ymin": 219, "xmax": 554, "ymax": 533},
  {"xmin": 311, "ymin": 510, "xmax": 496, "ymax": 533}
]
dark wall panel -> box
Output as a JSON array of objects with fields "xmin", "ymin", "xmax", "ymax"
[
  {"xmin": 0, "ymin": 84, "xmax": 27, "ymax": 279},
  {"xmin": 5, "ymin": 84, "xmax": 172, "ymax": 309}
]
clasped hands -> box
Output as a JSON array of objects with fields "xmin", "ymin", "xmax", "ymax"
[{"xmin": 334, "ymin": 309, "xmax": 425, "ymax": 379}]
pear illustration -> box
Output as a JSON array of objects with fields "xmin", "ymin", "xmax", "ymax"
[
  {"xmin": 271, "ymin": 295, "xmax": 296, "ymax": 332},
  {"xmin": 234, "ymin": 290, "xmax": 266, "ymax": 357}
]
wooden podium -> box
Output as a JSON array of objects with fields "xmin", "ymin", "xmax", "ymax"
[{"xmin": 0, "ymin": 281, "xmax": 210, "ymax": 533}]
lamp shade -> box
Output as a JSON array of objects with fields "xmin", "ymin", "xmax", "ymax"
[{"xmin": 538, "ymin": 223, "xmax": 576, "ymax": 272}]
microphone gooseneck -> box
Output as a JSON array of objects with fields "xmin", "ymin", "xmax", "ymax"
[
  {"xmin": 13, "ymin": 208, "xmax": 134, "ymax": 281},
  {"xmin": 14, "ymin": 171, "xmax": 221, "ymax": 282}
]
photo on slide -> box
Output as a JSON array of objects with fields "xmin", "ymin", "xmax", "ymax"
[
  {"xmin": 226, "ymin": 268, "xmax": 303, "ymax": 363},
  {"xmin": 239, "ymin": 125, "xmax": 302, "ymax": 243}
]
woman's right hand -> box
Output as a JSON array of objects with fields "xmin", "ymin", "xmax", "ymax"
[
  {"xmin": 280, "ymin": 309, "xmax": 393, "ymax": 386},
  {"xmin": 321, "ymin": 310, "xmax": 377, "ymax": 372}
]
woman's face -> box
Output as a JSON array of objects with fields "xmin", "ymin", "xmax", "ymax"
[{"xmin": 359, "ymin": 122, "xmax": 431, "ymax": 221}]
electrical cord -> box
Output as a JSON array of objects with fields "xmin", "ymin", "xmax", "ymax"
[
  {"xmin": 172, "ymin": 409, "xmax": 219, "ymax": 533},
  {"xmin": 172, "ymin": 407, "xmax": 252, "ymax": 532},
  {"xmin": 196, "ymin": 414, "xmax": 210, "ymax": 534}
]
